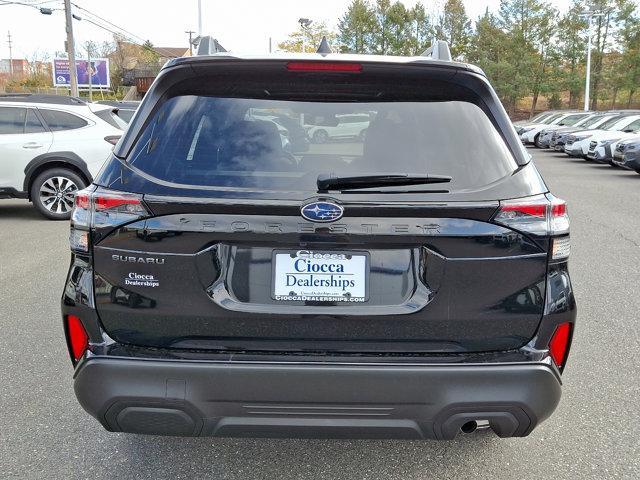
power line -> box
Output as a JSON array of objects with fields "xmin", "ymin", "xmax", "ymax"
[{"xmin": 70, "ymin": 2, "xmax": 184, "ymax": 58}]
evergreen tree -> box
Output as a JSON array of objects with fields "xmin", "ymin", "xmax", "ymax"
[
  {"xmin": 435, "ymin": 0, "xmax": 472, "ymax": 60},
  {"xmin": 337, "ymin": 0, "xmax": 377, "ymax": 53},
  {"xmin": 556, "ymin": 3, "xmax": 588, "ymax": 108}
]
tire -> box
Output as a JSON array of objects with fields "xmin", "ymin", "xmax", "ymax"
[
  {"xmin": 533, "ymin": 134, "xmax": 542, "ymax": 148},
  {"xmin": 313, "ymin": 129, "xmax": 329, "ymax": 144},
  {"xmin": 358, "ymin": 128, "xmax": 368, "ymax": 141},
  {"xmin": 30, "ymin": 167, "xmax": 86, "ymax": 220}
]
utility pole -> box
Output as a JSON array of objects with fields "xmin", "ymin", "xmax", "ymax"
[
  {"xmin": 186, "ymin": 30, "xmax": 195, "ymax": 56},
  {"xmin": 197, "ymin": 0, "xmax": 202, "ymax": 36},
  {"xmin": 87, "ymin": 44, "xmax": 92, "ymax": 102},
  {"xmin": 6, "ymin": 31, "xmax": 13, "ymax": 75},
  {"xmin": 580, "ymin": 10, "xmax": 605, "ymax": 111},
  {"xmin": 64, "ymin": 0, "xmax": 79, "ymax": 97}
]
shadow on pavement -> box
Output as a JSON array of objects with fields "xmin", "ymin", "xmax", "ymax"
[
  {"xmin": 0, "ymin": 201, "xmax": 44, "ymax": 220},
  {"xmin": 105, "ymin": 431, "xmax": 500, "ymax": 479}
]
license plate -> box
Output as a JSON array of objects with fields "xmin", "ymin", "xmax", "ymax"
[{"xmin": 272, "ymin": 250, "xmax": 368, "ymax": 302}]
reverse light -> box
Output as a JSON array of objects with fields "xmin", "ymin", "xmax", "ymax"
[
  {"xmin": 286, "ymin": 61, "xmax": 362, "ymax": 72},
  {"xmin": 549, "ymin": 322, "xmax": 573, "ymax": 369},
  {"xmin": 65, "ymin": 314, "xmax": 89, "ymax": 362}
]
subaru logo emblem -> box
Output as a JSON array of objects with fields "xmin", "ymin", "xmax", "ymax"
[{"xmin": 301, "ymin": 201, "xmax": 343, "ymax": 223}]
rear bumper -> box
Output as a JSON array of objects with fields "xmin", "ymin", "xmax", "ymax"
[{"xmin": 74, "ymin": 357, "xmax": 562, "ymax": 439}]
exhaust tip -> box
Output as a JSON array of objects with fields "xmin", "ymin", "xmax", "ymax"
[{"xmin": 460, "ymin": 420, "xmax": 478, "ymax": 434}]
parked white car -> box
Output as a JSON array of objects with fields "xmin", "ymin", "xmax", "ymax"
[
  {"xmin": 519, "ymin": 112, "xmax": 591, "ymax": 145},
  {"xmin": 565, "ymin": 115, "xmax": 640, "ymax": 158},
  {"xmin": 586, "ymin": 127, "xmax": 640, "ymax": 163},
  {"xmin": 306, "ymin": 114, "xmax": 370, "ymax": 143},
  {"xmin": 0, "ymin": 95, "xmax": 124, "ymax": 219}
]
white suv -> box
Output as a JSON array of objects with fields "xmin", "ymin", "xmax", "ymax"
[
  {"xmin": 306, "ymin": 113, "xmax": 370, "ymax": 143},
  {"xmin": 0, "ymin": 95, "xmax": 125, "ymax": 219}
]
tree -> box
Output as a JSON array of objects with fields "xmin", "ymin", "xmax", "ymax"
[
  {"xmin": 495, "ymin": 0, "xmax": 557, "ymax": 114},
  {"xmin": 615, "ymin": 2, "xmax": 640, "ymax": 107},
  {"xmin": 584, "ymin": 0, "xmax": 636, "ymax": 109},
  {"xmin": 408, "ymin": 3, "xmax": 433, "ymax": 54},
  {"xmin": 278, "ymin": 21, "xmax": 337, "ymax": 53},
  {"xmin": 338, "ymin": 0, "xmax": 377, "ymax": 53},
  {"xmin": 556, "ymin": 3, "xmax": 588, "ymax": 108},
  {"xmin": 435, "ymin": 0, "xmax": 472, "ymax": 60}
]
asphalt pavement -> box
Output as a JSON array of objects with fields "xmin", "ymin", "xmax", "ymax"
[{"xmin": 0, "ymin": 149, "xmax": 638, "ymax": 479}]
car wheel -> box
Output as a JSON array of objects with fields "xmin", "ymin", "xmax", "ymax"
[
  {"xmin": 533, "ymin": 134, "xmax": 542, "ymax": 148},
  {"xmin": 313, "ymin": 129, "xmax": 329, "ymax": 144},
  {"xmin": 358, "ymin": 129, "xmax": 368, "ymax": 141},
  {"xmin": 30, "ymin": 168, "xmax": 86, "ymax": 220}
]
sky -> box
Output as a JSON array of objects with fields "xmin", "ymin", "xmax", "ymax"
[{"xmin": 0, "ymin": 0, "xmax": 576, "ymax": 61}]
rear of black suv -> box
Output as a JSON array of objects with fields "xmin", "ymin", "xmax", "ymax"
[{"xmin": 62, "ymin": 53, "xmax": 576, "ymax": 440}]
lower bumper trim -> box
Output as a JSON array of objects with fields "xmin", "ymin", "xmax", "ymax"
[{"xmin": 74, "ymin": 358, "xmax": 562, "ymax": 440}]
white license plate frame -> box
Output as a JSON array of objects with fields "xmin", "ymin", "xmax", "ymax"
[{"xmin": 271, "ymin": 250, "xmax": 369, "ymax": 302}]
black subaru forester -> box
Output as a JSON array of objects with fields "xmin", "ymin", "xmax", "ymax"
[{"xmin": 62, "ymin": 41, "xmax": 576, "ymax": 440}]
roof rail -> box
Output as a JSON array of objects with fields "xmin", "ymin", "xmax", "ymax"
[
  {"xmin": 196, "ymin": 36, "xmax": 227, "ymax": 55},
  {"xmin": 421, "ymin": 39, "xmax": 452, "ymax": 62},
  {"xmin": 0, "ymin": 93, "xmax": 87, "ymax": 105},
  {"xmin": 316, "ymin": 36, "xmax": 332, "ymax": 55}
]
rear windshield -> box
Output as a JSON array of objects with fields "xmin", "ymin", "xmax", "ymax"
[{"xmin": 126, "ymin": 95, "xmax": 517, "ymax": 193}]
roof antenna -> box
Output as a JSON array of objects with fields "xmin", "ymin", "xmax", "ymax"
[
  {"xmin": 421, "ymin": 39, "xmax": 451, "ymax": 61},
  {"xmin": 196, "ymin": 36, "xmax": 227, "ymax": 55},
  {"xmin": 316, "ymin": 36, "xmax": 332, "ymax": 55}
]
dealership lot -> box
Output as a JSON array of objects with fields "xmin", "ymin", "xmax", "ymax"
[{"xmin": 0, "ymin": 149, "xmax": 638, "ymax": 480}]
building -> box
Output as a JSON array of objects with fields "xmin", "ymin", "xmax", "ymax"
[
  {"xmin": 107, "ymin": 43, "xmax": 190, "ymax": 97},
  {"xmin": 0, "ymin": 59, "xmax": 29, "ymax": 81}
]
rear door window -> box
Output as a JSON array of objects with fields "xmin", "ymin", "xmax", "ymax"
[
  {"xmin": 25, "ymin": 109, "xmax": 46, "ymax": 133},
  {"xmin": 39, "ymin": 109, "xmax": 88, "ymax": 131},
  {"xmin": 127, "ymin": 95, "xmax": 517, "ymax": 194},
  {"xmin": 0, "ymin": 107, "xmax": 26, "ymax": 134}
]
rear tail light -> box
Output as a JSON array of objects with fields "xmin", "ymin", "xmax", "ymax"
[
  {"xmin": 65, "ymin": 314, "xmax": 89, "ymax": 363},
  {"xmin": 286, "ymin": 61, "xmax": 362, "ymax": 72},
  {"xmin": 549, "ymin": 322, "xmax": 573, "ymax": 369},
  {"xmin": 69, "ymin": 187, "xmax": 149, "ymax": 252},
  {"xmin": 493, "ymin": 194, "xmax": 570, "ymax": 259}
]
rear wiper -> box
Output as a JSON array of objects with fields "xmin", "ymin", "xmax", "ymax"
[{"xmin": 317, "ymin": 173, "xmax": 452, "ymax": 191}]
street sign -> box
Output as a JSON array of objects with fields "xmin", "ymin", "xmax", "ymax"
[{"xmin": 52, "ymin": 58, "xmax": 110, "ymax": 88}]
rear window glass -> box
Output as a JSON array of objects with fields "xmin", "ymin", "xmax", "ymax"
[
  {"xmin": 39, "ymin": 109, "xmax": 87, "ymax": 131},
  {"xmin": 127, "ymin": 96, "xmax": 517, "ymax": 193},
  {"xmin": 94, "ymin": 108, "xmax": 127, "ymax": 130}
]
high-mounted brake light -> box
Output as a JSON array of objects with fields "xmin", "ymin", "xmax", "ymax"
[
  {"xmin": 65, "ymin": 314, "xmax": 89, "ymax": 363},
  {"xmin": 286, "ymin": 61, "xmax": 362, "ymax": 72},
  {"xmin": 549, "ymin": 322, "xmax": 572, "ymax": 369}
]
